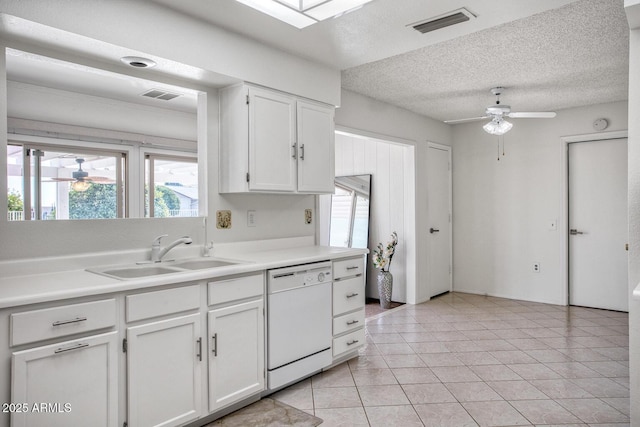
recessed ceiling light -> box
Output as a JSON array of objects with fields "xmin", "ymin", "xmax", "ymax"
[{"xmin": 120, "ymin": 56, "xmax": 156, "ymax": 68}]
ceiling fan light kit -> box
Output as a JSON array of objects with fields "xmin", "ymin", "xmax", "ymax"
[
  {"xmin": 70, "ymin": 180, "xmax": 91, "ymax": 192},
  {"xmin": 483, "ymin": 117, "xmax": 513, "ymax": 136},
  {"xmin": 445, "ymin": 87, "xmax": 557, "ymax": 136}
]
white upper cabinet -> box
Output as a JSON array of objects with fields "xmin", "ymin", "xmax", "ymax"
[
  {"xmin": 296, "ymin": 100, "xmax": 335, "ymax": 193},
  {"xmin": 219, "ymin": 84, "xmax": 335, "ymax": 194}
]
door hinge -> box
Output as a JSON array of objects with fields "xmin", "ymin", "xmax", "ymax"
[
  {"xmin": 246, "ymin": 172, "xmax": 250, "ymax": 182},
  {"xmin": 246, "ymin": 94, "xmax": 250, "ymax": 105},
  {"xmin": 122, "ymin": 338, "xmax": 127, "ymax": 353}
]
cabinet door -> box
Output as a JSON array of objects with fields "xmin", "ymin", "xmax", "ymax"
[
  {"xmin": 248, "ymin": 87, "xmax": 297, "ymax": 192},
  {"xmin": 208, "ymin": 299, "xmax": 264, "ymax": 412},
  {"xmin": 296, "ymin": 100, "xmax": 335, "ymax": 193},
  {"xmin": 11, "ymin": 331, "xmax": 118, "ymax": 427},
  {"xmin": 127, "ymin": 313, "xmax": 202, "ymax": 427}
]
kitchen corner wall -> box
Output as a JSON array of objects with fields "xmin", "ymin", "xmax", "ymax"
[{"xmin": 452, "ymin": 101, "xmax": 628, "ymax": 305}]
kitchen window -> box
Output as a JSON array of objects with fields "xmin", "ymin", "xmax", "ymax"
[
  {"xmin": 7, "ymin": 143, "xmax": 126, "ymax": 220},
  {"xmin": 145, "ymin": 154, "xmax": 198, "ymax": 218}
]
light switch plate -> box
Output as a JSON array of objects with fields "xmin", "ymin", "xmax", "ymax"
[{"xmin": 247, "ymin": 210, "xmax": 256, "ymax": 227}]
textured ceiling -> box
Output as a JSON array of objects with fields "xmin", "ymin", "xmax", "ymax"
[{"xmin": 342, "ymin": 0, "xmax": 629, "ymax": 121}]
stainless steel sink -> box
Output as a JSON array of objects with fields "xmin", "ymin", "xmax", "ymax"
[{"xmin": 171, "ymin": 259, "xmax": 238, "ymax": 270}]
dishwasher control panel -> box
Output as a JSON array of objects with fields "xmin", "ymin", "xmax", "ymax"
[
  {"xmin": 268, "ymin": 261, "xmax": 332, "ymax": 293},
  {"xmin": 304, "ymin": 267, "xmax": 332, "ymax": 285}
]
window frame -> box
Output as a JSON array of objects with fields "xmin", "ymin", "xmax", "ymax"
[
  {"xmin": 7, "ymin": 136, "xmax": 130, "ymax": 221},
  {"xmin": 144, "ymin": 152, "xmax": 198, "ymax": 218}
]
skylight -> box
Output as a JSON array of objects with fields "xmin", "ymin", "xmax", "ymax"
[{"xmin": 234, "ymin": 0, "xmax": 374, "ymax": 28}]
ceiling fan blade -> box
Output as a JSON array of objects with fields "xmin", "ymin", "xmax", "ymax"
[
  {"xmin": 507, "ymin": 112, "xmax": 556, "ymax": 119},
  {"xmin": 45, "ymin": 177, "xmax": 75, "ymax": 182},
  {"xmin": 86, "ymin": 176, "xmax": 114, "ymax": 183},
  {"xmin": 444, "ymin": 115, "xmax": 490, "ymax": 124}
]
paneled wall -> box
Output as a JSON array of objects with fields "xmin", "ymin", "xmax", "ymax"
[{"xmin": 324, "ymin": 132, "xmax": 413, "ymax": 303}]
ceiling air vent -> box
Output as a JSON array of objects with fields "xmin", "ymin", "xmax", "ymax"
[
  {"xmin": 141, "ymin": 89, "xmax": 181, "ymax": 101},
  {"xmin": 410, "ymin": 8, "xmax": 475, "ymax": 34}
]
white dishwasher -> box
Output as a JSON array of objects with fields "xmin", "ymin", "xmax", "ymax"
[{"xmin": 267, "ymin": 261, "xmax": 333, "ymax": 391}]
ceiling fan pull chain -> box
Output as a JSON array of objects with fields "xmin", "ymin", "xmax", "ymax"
[
  {"xmin": 502, "ymin": 135, "xmax": 506, "ymax": 157},
  {"xmin": 497, "ymin": 137, "xmax": 500, "ymax": 161}
]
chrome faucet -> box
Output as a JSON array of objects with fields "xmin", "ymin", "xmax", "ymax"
[{"xmin": 151, "ymin": 234, "xmax": 193, "ymax": 262}]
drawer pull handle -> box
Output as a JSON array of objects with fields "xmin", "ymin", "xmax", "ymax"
[
  {"xmin": 196, "ymin": 338, "xmax": 202, "ymax": 362},
  {"xmin": 346, "ymin": 266, "xmax": 359, "ymax": 270},
  {"xmin": 52, "ymin": 316, "xmax": 87, "ymax": 327},
  {"xmin": 347, "ymin": 320, "xmax": 359, "ymax": 325},
  {"xmin": 346, "ymin": 339, "xmax": 359, "ymax": 346},
  {"xmin": 54, "ymin": 342, "xmax": 89, "ymax": 354},
  {"xmin": 346, "ymin": 293, "xmax": 359, "ymax": 298},
  {"xmin": 212, "ymin": 333, "xmax": 218, "ymax": 357}
]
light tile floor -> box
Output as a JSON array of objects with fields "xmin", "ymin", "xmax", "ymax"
[{"xmin": 271, "ymin": 292, "xmax": 630, "ymax": 426}]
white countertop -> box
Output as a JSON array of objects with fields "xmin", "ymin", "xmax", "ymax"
[{"xmin": 0, "ymin": 244, "xmax": 368, "ymax": 309}]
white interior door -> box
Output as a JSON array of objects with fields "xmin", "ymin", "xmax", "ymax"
[
  {"xmin": 569, "ymin": 138, "xmax": 628, "ymax": 311},
  {"xmin": 427, "ymin": 144, "xmax": 452, "ymax": 297}
]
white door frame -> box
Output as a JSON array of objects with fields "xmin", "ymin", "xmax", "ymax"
[
  {"xmin": 560, "ymin": 130, "xmax": 628, "ymax": 306},
  {"xmin": 427, "ymin": 142, "xmax": 453, "ymax": 296}
]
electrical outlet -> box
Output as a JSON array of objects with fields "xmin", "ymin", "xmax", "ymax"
[
  {"xmin": 533, "ymin": 262, "xmax": 540, "ymax": 273},
  {"xmin": 247, "ymin": 210, "xmax": 256, "ymax": 227},
  {"xmin": 305, "ymin": 209, "xmax": 312, "ymax": 224}
]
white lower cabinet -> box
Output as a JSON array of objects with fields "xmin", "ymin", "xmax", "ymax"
[
  {"xmin": 208, "ymin": 298, "xmax": 265, "ymax": 411},
  {"xmin": 332, "ymin": 256, "xmax": 366, "ymax": 360},
  {"xmin": 11, "ymin": 331, "xmax": 119, "ymax": 427},
  {"xmin": 126, "ymin": 313, "xmax": 203, "ymax": 427}
]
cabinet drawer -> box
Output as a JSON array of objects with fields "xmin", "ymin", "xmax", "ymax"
[
  {"xmin": 333, "ymin": 308, "xmax": 365, "ymax": 336},
  {"xmin": 208, "ymin": 273, "xmax": 263, "ymax": 306},
  {"xmin": 127, "ymin": 285, "xmax": 200, "ymax": 322},
  {"xmin": 333, "ymin": 257, "xmax": 364, "ymax": 280},
  {"xmin": 333, "ymin": 276, "xmax": 364, "ymax": 316},
  {"xmin": 11, "ymin": 299, "xmax": 116, "ymax": 347},
  {"xmin": 333, "ymin": 328, "xmax": 365, "ymax": 357}
]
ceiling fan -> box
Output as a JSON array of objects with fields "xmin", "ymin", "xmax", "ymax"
[
  {"xmin": 444, "ymin": 87, "xmax": 557, "ymax": 135},
  {"xmin": 48, "ymin": 158, "xmax": 114, "ymax": 191}
]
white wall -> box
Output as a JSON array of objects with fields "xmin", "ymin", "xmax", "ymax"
[
  {"xmin": 624, "ymin": 1, "xmax": 640, "ymax": 423},
  {"xmin": 335, "ymin": 90, "xmax": 452, "ymax": 303},
  {"xmin": 0, "ymin": 4, "xmax": 332, "ymax": 261},
  {"xmin": 329, "ymin": 132, "xmax": 413, "ymax": 303},
  {"xmin": 8, "ymin": 82, "xmax": 197, "ymax": 141},
  {"xmin": 0, "ymin": 1, "xmax": 340, "ymax": 106},
  {"xmin": 452, "ymin": 101, "xmax": 628, "ymax": 304}
]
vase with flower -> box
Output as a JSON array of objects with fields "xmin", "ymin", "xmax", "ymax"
[{"xmin": 373, "ymin": 231, "xmax": 398, "ymax": 309}]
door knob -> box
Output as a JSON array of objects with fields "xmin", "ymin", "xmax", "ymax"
[
  {"xmin": 430, "ymin": 228, "xmax": 440, "ymax": 234},
  {"xmin": 569, "ymin": 229, "xmax": 584, "ymax": 235}
]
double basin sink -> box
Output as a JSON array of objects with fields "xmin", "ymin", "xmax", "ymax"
[{"xmin": 88, "ymin": 258, "xmax": 244, "ymax": 280}]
